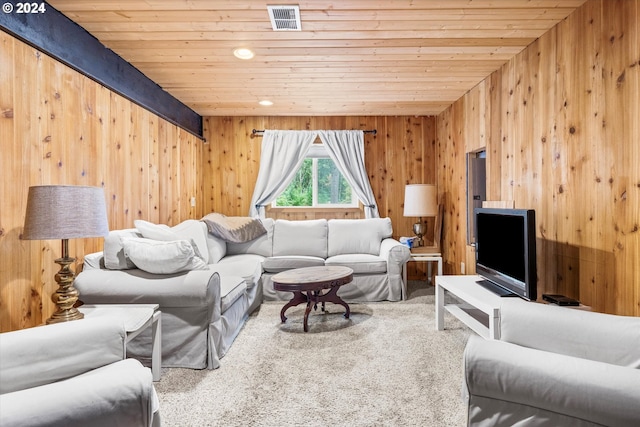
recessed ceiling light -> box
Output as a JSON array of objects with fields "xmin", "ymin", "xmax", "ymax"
[
  {"xmin": 233, "ymin": 48, "xmax": 254, "ymax": 60},
  {"xmin": 259, "ymin": 100, "xmax": 273, "ymax": 106}
]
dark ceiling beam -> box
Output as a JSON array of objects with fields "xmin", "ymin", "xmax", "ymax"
[{"xmin": 0, "ymin": 2, "xmax": 203, "ymax": 138}]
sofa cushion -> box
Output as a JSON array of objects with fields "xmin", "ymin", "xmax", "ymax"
[
  {"xmin": 226, "ymin": 218, "xmax": 274, "ymax": 257},
  {"xmin": 212, "ymin": 254, "xmax": 265, "ymax": 289},
  {"xmin": 262, "ymin": 256, "xmax": 325, "ymax": 273},
  {"xmin": 272, "ymin": 219, "xmax": 328, "ymax": 258},
  {"xmin": 325, "ymin": 254, "xmax": 387, "ymax": 274},
  {"xmin": 205, "ymin": 233, "xmax": 227, "ymax": 264},
  {"xmin": 122, "ymin": 238, "xmax": 208, "ymax": 274},
  {"xmin": 219, "ymin": 276, "xmax": 247, "ymax": 313},
  {"xmin": 327, "ymin": 218, "xmax": 393, "ymax": 256},
  {"xmin": 103, "ymin": 229, "xmax": 141, "ymax": 270}
]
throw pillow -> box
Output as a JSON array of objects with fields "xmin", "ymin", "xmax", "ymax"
[
  {"xmin": 122, "ymin": 237, "xmax": 208, "ymax": 274},
  {"xmin": 134, "ymin": 219, "xmax": 209, "ymax": 264}
]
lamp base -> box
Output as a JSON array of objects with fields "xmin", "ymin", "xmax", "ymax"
[
  {"xmin": 46, "ymin": 255, "xmax": 84, "ymax": 324},
  {"xmin": 46, "ymin": 307, "xmax": 84, "ymax": 324},
  {"xmin": 413, "ymin": 221, "xmax": 426, "ymax": 247}
]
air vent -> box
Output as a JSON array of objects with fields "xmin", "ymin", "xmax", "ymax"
[{"xmin": 267, "ymin": 5, "xmax": 301, "ymax": 31}]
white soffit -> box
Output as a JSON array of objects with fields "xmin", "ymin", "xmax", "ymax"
[{"xmin": 267, "ymin": 5, "xmax": 301, "ymax": 31}]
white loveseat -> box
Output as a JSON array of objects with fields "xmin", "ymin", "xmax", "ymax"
[
  {"xmin": 463, "ymin": 298, "xmax": 640, "ymax": 426},
  {"xmin": 76, "ymin": 216, "xmax": 409, "ymax": 370}
]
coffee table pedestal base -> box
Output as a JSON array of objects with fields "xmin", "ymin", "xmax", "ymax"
[
  {"xmin": 280, "ymin": 287, "xmax": 350, "ymax": 332},
  {"xmin": 273, "ymin": 266, "xmax": 353, "ymax": 332}
]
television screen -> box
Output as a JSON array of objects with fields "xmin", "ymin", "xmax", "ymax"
[{"xmin": 474, "ymin": 208, "xmax": 537, "ymax": 301}]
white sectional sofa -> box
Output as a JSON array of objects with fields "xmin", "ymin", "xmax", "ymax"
[{"xmin": 76, "ymin": 216, "xmax": 409, "ymax": 370}]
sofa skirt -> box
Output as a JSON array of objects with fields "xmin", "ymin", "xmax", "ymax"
[{"xmin": 261, "ymin": 273, "xmax": 402, "ymax": 302}]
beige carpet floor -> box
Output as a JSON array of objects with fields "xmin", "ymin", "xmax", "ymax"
[{"xmin": 155, "ymin": 282, "xmax": 472, "ymax": 427}]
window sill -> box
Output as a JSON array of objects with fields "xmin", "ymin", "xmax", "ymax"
[
  {"xmin": 267, "ymin": 206, "xmax": 362, "ymax": 214},
  {"xmin": 265, "ymin": 205, "xmax": 365, "ymax": 220}
]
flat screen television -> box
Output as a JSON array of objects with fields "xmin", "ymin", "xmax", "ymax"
[{"xmin": 474, "ymin": 208, "xmax": 537, "ymax": 301}]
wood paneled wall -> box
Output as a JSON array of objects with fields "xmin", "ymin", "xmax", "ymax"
[
  {"xmin": 436, "ymin": 0, "xmax": 639, "ymax": 316},
  {"xmin": 0, "ymin": 31, "xmax": 200, "ymax": 331},
  {"xmin": 201, "ymin": 116, "xmax": 437, "ymax": 277}
]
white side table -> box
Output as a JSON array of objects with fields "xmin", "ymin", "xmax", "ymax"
[
  {"xmin": 80, "ymin": 304, "xmax": 161, "ymax": 381},
  {"xmin": 402, "ymin": 246, "xmax": 443, "ymax": 299},
  {"xmin": 435, "ymin": 275, "xmax": 501, "ymax": 340}
]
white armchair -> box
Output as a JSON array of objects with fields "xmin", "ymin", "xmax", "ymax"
[
  {"xmin": 463, "ymin": 298, "xmax": 640, "ymax": 427},
  {"xmin": 0, "ymin": 317, "xmax": 160, "ymax": 427}
]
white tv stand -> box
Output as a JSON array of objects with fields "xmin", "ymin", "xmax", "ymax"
[{"xmin": 435, "ymin": 275, "xmax": 504, "ymax": 339}]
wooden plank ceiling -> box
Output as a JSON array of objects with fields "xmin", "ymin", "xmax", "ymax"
[{"xmin": 49, "ymin": 0, "xmax": 587, "ymax": 116}]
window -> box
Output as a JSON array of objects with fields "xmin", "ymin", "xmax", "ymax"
[{"xmin": 273, "ymin": 145, "xmax": 358, "ymax": 208}]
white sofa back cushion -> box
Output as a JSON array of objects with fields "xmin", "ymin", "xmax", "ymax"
[
  {"xmin": 328, "ymin": 218, "xmax": 393, "ymax": 256},
  {"xmin": 272, "ymin": 219, "xmax": 328, "ymax": 258},
  {"xmin": 226, "ymin": 218, "xmax": 275, "ymax": 258},
  {"xmin": 205, "ymin": 233, "xmax": 227, "ymax": 264}
]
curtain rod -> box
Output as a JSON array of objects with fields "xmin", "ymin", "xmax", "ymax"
[{"xmin": 251, "ymin": 129, "xmax": 377, "ymax": 136}]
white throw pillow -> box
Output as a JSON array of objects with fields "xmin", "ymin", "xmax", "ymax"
[
  {"xmin": 134, "ymin": 219, "xmax": 209, "ymax": 263},
  {"xmin": 122, "ymin": 237, "xmax": 207, "ymax": 274}
]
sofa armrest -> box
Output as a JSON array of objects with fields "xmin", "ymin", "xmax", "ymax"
[
  {"xmin": 0, "ymin": 318, "xmax": 126, "ymax": 394},
  {"xmin": 75, "ymin": 268, "xmax": 220, "ymax": 308},
  {"xmin": 464, "ymin": 335, "xmax": 640, "ymax": 427},
  {"xmin": 0, "ymin": 359, "xmax": 157, "ymax": 427},
  {"xmin": 379, "ymin": 238, "xmax": 411, "ymax": 275},
  {"xmin": 500, "ymin": 298, "xmax": 640, "ymax": 368}
]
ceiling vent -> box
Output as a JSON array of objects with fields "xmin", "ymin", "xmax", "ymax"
[{"xmin": 267, "ymin": 5, "xmax": 301, "ymax": 31}]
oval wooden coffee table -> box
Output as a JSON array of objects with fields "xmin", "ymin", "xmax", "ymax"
[{"xmin": 272, "ymin": 266, "xmax": 354, "ymax": 332}]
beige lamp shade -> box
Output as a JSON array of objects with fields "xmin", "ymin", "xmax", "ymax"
[
  {"xmin": 403, "ymin": 184, "xmax": 438, "ymax": 217},
  {"xmin": 23, "ymin": 185, "xmax": 109, "ymax": 240}
]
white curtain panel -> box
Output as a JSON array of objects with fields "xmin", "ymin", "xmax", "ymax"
[
  {"xmin": 249, "ymin": 130, "xmax": 317, "ymax": 217},
  {"xmin": 318, "ymin": 130, "xmax": 380, "ymax": 218}
]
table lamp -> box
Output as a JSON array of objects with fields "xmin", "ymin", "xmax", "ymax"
[
  {"xmin": 22, "ymin": 185, "xmax": 109, "ymax": 324},
  {"xmin": 403, "ymin": 184, "xmax": 438, "ymax": 247}
]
